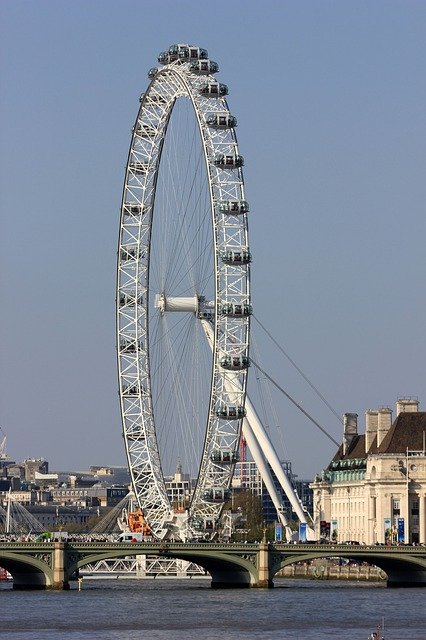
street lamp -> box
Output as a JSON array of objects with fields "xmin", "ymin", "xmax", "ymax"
[{"xmin": 346, "ymin": 487, "xmax": 351, "ymax": 541}]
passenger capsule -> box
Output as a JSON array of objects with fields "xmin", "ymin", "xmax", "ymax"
[
  {"xmin": 189, "ymin": 59, "xmax": 219, "ymax": 75},
  {"xmin": 216, "ymin": 405, "xmax": 246, "ymax": 419},
  {"xmin": 170, "ymin": 44, "xmax": 208, "ymax": 61},
  {"xmin": 126, "ymin": 428, "xmax": 145, "ymax": 441},
  {"xmin": 192, "ymin": 517, "xmax": 215, "ymax": 532},
  {"xmin": 158, "ymin": 44, "xmax": 208, "ymax": 65},
  {"xmin": 123, "ymin": 203, "xmax": 144, "ymax": 217},
  {"xmin": 119, "ymin": 339, "xmax": 142, "ymax": 353},
  {"xmin": 218, "ymin": 200, "xmax": 249, "ymax": 215},
  {"xmin": 120, "ymin": 245, "xmax": 142, "ymax": 261},
  {"xmin": 205, "ymin": 113, "xmax": 237, "ymax": 129},
  {"xmin": 220, "ymin": 355, "xmax": 250, "ymax": 370},
  {"xmin": 146, "ymin": 94, "xmax": 167, "ymax": 105},
  {"xmin": 157, "ymin": 51, "xmax": 170, "ymax": 64},
  {"xmin": 123, "ymin": 384, "xmax": 139, "ymax": 396},
  {"xmin": 198, "ymin": 308, "xmax": 214, "ymax": 321},
  {"xmin": 221, "ymin": 302, "xmax": 252, "ymax": 317},
  {"xmin": 200, "ymin": 83, "xmax": 228, "ymax": 97},
  {"xmin": 211, "ymin": 449, "xmax": 239, "ymax": 464},
  {"xmin": 213, "ymin": 154, "xmax": 244, "ymax": 168},
  {"xmin": 133, "ymin": 123, "xmax": 156, "ymax": 138},
  {"xmin": 221, "ymin": 249, "xmax": 252, "ymax": 265},
  {"xmin": 202, "ymin": 488, "xmax": 232, "ymax": 503},
  {"xmin": 119, "ymin": 292, "xmax": 143, "ymax": 307},
  {"xmin": 148, "ymin": 67, "xmax": 158, "ymax": 78},
  {"xmin": 129, "ymin": 161, "xmax": 149, "ymax": 175}
]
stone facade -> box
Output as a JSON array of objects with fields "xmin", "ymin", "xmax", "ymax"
[{"xmin": 311, "ymin": 398, "xmax": 426, "ymax": 544}]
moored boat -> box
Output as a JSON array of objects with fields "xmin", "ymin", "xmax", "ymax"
[{"xmin": 0, "ymin": 567, "xmax": 12, "ymax": 581}]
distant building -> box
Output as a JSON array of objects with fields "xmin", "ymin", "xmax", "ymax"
[
  {"xmin": 164, "ymin": 462, "xmax": 193, "ymax": 509},
  {"xmin": 232, "ymin": 459, "xmax": 313, "ymax": 524},
  {"xmin": 311, "ymin": 398, "xmax": 426, "ymax": 544},
  {"xmin": 24, "ymin": 459, "xmax": 48, "ymax": 483},
  {"xmin": 26, "ymin": 504, "xmax": 102, "ymax": 529}
]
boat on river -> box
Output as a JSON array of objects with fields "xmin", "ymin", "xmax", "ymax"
[
  {"xmin": 0, "ymin": 567, "xmax": 12, "ymax": 581},
  {"xmin": 367, "ymin": 620, "xmax": 385, "ymax": 640}
]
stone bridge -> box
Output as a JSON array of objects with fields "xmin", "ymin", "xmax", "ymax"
[{"xmin": 1, "ymin": 541, "xmax": 425, "ymax": 590}]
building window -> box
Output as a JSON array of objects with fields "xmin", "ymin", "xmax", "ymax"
[{"xmin": 411, "ymin": 500, "xmax": 419, "ymax": 516}]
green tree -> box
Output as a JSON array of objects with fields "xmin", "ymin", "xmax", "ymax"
[{"xmin": 225, "ymin": 491, "xmax": 264, "ymax": 542}]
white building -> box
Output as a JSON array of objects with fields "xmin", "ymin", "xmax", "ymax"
[{"xmin": 311, "ymin": 398, "xmax": 426, "ymax": 544}]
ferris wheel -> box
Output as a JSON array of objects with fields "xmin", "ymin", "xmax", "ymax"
[{"xmin": 116, "ymin": 44, "xmax": 251, "ymax": 539}]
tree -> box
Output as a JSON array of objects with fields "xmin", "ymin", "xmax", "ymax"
[{"xmin": 225, "ymin": 491, "xmax": 264, "ymax": 542}]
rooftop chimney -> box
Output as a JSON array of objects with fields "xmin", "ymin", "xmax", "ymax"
[
  {"xmin": 396, "ymin": 397, "xmax": 419, "ymax": 416},
  {"xmin": 365, "ymin": 409, "xmax": 378, "ymax": 453},
  {"xmin": 377, "ymin": 407, "xmax": 392, "ymax": 447},
  {"xmin": 343, "ymin": 413, "xmax": 358, "ymax": 455}
]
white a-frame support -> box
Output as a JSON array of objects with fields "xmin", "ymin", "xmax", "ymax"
[{"xmin": 200, "ymin": 319, "xmax": 314, "ymax": 541}]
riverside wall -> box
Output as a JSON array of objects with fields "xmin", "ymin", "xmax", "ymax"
[{"xmin": 276, "ymin": 560, "xmax": 387, "ymax": 581}]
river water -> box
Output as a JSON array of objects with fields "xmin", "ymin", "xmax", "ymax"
[{"xmin": 1, "ymin": 578, "xmax": 425, "ymax": 639}]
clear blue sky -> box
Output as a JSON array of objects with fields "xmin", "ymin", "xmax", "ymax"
[{"xmin": 1, "ymin": 1, "xmax": 425, "ymax": 478}]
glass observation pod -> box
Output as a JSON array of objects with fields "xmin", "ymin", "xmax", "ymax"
[
  {"xmin": 120, "ymin": 339, "xmax": 142, "ymax": 353},
  {"xmin": 189, "ymin": 59, "xmax": 219, "ymax": 75},
  {"xmin": 218, "ymin": 200, "xmax": 249, "ymax": 214},
  {"xmin": 158, "ymin": 44, "xmax": 208, "ymax": 64},
  {"xmin": 202, "ymin": 488, "xmax": 232, "ymax": 503},
  {"xmin": 200, "ymin": 83, "xmax": 228, "ymax": 97},
  {"xmin": 198, "ymin": 308, "xmax": 214, "ymax": 320},
  {"xmin": 214, "ymin": 154, "xmax": 244, "ymax": 168},
  {"xmin": 221, "ymin": 302, "xmax": 253, "ymax": 317},
  {"xmin": 126, "ymin": 428, "xmax": 145, "ymax": 440},
  {"xmin": 192, "ymin": 518, "xmax": 215, "ymax": 532},
  {"xmin": 119, "ymin": 292, "xmax": 143, "ymax": 307},
  {"xmin": 211, "ymin": 449, "xmax": 239, "ymax": 464},
  {"xmin": 123, "ymin": 203, "xmax": 144, "ymax": 217},
  {"xmin": 129, "ymin": 161, "xmax": 149, "ymax": 175},
  {"xmin": 133, "ymin": 123, "xmax": 156, "ymax": 138},
  {"xmin": 216, "ymin": 405, "xmax": 246, "ymax": 419},
  {"xmin": 148, "ymin": 67, "xmax": 158, "ymax": 78},
  {"xmin": 205, "ymin": 113, "xmax": 237, "ymax": 129},
  {"xmin": 123, "ymin": 384, "xmax": 139, "ymax": 396},
  {"xmin": 140, "ymin": 93, "xmax": 167, "ymax": 105},
  {"xmin": 148, "ymin": 94, "xmax": 168, "ymax": 104},
  {"xmin": 221, "ymin": 249, "xmax": 252, "ymax": 265},
  {"xmin": 120, "ymin": 245, "xmax": 142, "ymax": 261},
  {"xmin": 219, "ymin": 355, "xmax": 250, "ymax": 370}
]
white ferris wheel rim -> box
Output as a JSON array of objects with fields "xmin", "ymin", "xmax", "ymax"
[{"xmin": 116, "ymin": 44, "xmax": 251, "ymax": 539}]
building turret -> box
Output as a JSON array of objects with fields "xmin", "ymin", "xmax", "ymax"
[
  {"xmin": 365, "ymin": 409, "xmax": 378, "ymax": 453},
  {"xmin": 396, "ymin": 397, "xmax": 419, "ymax": 416},
  {"xmin": 377, "ymin": 407, "xmax": 392, "ymax": 447},
  {"xmin": 342, "ymin": 413, "xmax": 358, "ymax": 455}
]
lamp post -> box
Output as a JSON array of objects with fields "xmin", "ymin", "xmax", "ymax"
[{"xmin": 347, "ymin": 487, "xmax": 351, "ymax": 541}]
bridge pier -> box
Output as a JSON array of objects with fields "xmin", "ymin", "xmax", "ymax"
[
  {"xmin": 257, "ymin": 541, "xmax": 273, "ymax": 588},
  {"xmin": 51, "ymin": 542, "xmax": 70, "ymax": 590}
]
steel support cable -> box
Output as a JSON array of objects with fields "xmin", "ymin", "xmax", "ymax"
[
  {"xmin": 253, "ymin": 314, "xmax": 343, "ymax": 425},
  {"xmin": 250, "ymin": 332, "xmax": 291, "ymax": 463},
  {"xmin": 250, "ymin": 358, "xmax": 340, "ymax": 447}
]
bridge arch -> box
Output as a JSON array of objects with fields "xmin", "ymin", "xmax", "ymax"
[
  {"xmin": 0, "ymin": 551, "xmax": 54, "ymax": 589},
  {"xmin": 68, "ymin": 546, "xmax": 259, "ymax": 588},
  {"xmin": 269, "ymin": 549, "xmax": 426, "ymax": 587}
]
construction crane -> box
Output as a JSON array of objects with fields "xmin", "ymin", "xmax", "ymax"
[{"xmin": 0, "ymin": 426, "xmax": 7, "ymax": 461}]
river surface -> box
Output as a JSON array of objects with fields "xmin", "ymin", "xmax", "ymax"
[{"xmin": 1, "ymin": 578, "xmax": 425, "ymax": 639}]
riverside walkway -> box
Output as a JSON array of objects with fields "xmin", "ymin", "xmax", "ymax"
[{"xmin": 1, "ymin": 540, "xmax": 425, "ymax": 590}]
